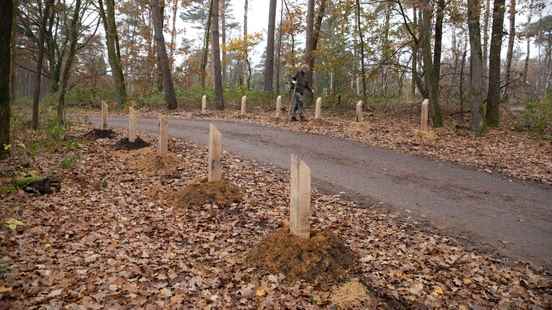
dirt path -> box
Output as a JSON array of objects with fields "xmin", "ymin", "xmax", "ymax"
[{"xmin": 93, "ymin": 116, "xmax": 552, "ymax": 269}]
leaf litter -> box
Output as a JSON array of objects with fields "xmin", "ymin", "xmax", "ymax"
[{"xmin": 0, "ymin": 125, "xmax": 550, "ymax": 309}]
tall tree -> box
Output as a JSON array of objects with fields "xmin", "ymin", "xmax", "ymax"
[
  {"xmin": 57, "ymin": 0, "xmax": 83, "ymax": 124},
  {"xmin": 523, "ymin": 0, "xmax": 534, "ymax": 83},
  {"xmin": 242, "ymin": 0, "xmax": 250, "ymax": 89},
  {"xmin": 220, "ymin": 0, "xmax": 227, "ymax": 85},
  {"xmin": 504, "ymin": 0, "xmax": 516, "ymax": 100},
  {"xmin": 201, "ymin": 0, "xmax": 213, "ymax": 89},
  {"xmin": 211, "ymin": 0, "xmax": 224, "ymax": 109},
  {"xmin": 486, "ymin": 0, "xmax": 506, "ymax": 127},
  {"xmin": 355, "ymin": 0, "xmax": 367, "ymax": 102},
  {"xmin": 32, "ymin": 0, "xmax": 54, "ymax": 130},
  {"xmin": 483, "ymin": 0, "xmax": 491, "ymax": 71},
  {"xmin": 468, "ymin": 0, "xmax": 486, "ymax": 134},
  {"xmin": 411, "ymin": 6, "xmax": 418, "ymax": 99},
  {"xmin": 98, "ymin": 0, "xmax": 127, "ymax": 106},
  {"xmin": 170, "ymin": 0, "xmax": 178, "ymax": 69},
  {"xmin": 420, "ymin": 0, "xmax": 444, "ymax": 127},
  {"xmin": 152, "ymin": 0, "xmax": 178, "ymax": 109},
  {"xmin": 264, "ymin": 0, "xmax": 277, "ymax": 92},
  {"xmin": 275, "ymin": 0, "xmax": 284, "ymax": 93},
  {"xmin": 0, "ymin": 0, "xmax": 13, "ymax": 159},
  {"xmin": 305, "ymin": 0, "xmax": 315, "ymax": 85}
]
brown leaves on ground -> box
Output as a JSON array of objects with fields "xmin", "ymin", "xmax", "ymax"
[
  {"xmin": 184, "ymin": 109, "xmax": 552, "ymax": 185},
  {"xmin": 0, "ymin": 126, "xmax": 551, "ymax": 309},
  {"xmin": 246, "ymin": 227, "xmax": 355, "ymax": 288}
]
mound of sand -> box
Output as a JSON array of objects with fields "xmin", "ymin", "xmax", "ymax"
[
  {"xmin": 175, "ymin": 179, "xmax": 243, "ymax": 208},
  {"xmin": 246, "ymin": 228, "xmax": 356, "ymax": 288}
]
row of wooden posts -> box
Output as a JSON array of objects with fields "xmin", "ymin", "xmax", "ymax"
[
  {"xmin": 98, "ymin": 97, "xmax": 431, "ymax": 239},
  {"xmin": 99, "ymin": 101, "xmax": 314, "ymax": 239},
  {"xmin": 198, "ymin": 95, "xmax": 431, "ymax": 131}
]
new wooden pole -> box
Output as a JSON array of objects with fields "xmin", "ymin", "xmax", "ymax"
[
  {"xmin": 289, "ymin": 154, "xmax": 311, "ymax": 239},
  {"xmin": 240, "ymin": 96, "xmax": 247, "ymax": 115},
  {"xmin": 202, "ymin": 95, "xmax": 207, "ymax": 114},
  {"xmin": 208, "ymin": 124, "xmax": 223, "ymax": 182},
  {"xmin": 100, "ymin": 101, "xmax": 108, "ymax": 130},
  {"xmin": 356, "ymin": 101, "xmax": 363, "ymax": 122},
  {"xmin": 421, "ymin": 99, "xmax": 429, "ymax": 132},
  {"xmin": 315, "ymin": 97, "xmax": 322, "ymax": 120},
  {"xmin": 128, "ymin": 107, "xmax": 137, "ymax": 142},
  {"xmin": 275, "ymin": 95, "xmax": 282, "ymax": 118},
  {"xmin": 159, "ymin": 114, "xmax": 168, "ymax": 155}
]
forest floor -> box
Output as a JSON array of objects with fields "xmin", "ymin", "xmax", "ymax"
[
  {"xmin": 1, "ymin": 123, "xmax": 551, "ymax": 308},
  {"xmin": 160, "ymin": 107, "xmax": 552, "ymax": 186}
]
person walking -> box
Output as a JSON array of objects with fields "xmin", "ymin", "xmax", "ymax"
[{"xmin": 289, "ymin": 65, "xmax": 313, "ymax": 121}]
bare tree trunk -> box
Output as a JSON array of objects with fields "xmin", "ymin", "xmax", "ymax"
[
  {"xmin": 220, "ymin": 0, "xmax": 226, "ymax": 85},
  {"xmin": 0, "ymin": 0, "xmax": 13, "ymax": 159},
  {"xmin": 99, "ymin": 0, "xmax": 127, "ymax": 106},
  {"xmin": 264, "ymin": 0, "xmax": 277, "ymax": 92},
  {"xmin": 305, "ymin": 0, "xmax": 315, "ymax": 85},
  {"xmin": 468, "ymin": 0, "xmax": 486, "ymax": 134},
  {"xmin": 32, "ymin": 0, "xmax": 54, "ymax": 130},
  {"xmin": 483, "ymin": 0, "xmax": 491, "ymax": 73},
  {"xmin": 411, "ymin": 7, "xmax": 418, "ymax": 99},
  {"xmin": 355, "ymin": 0, "xmax": 367, "ymax": 102},
  {"xmin": 243, "ymin": 0, "xmax": 250, "ymax": 90},
  {"xmin": 211, "ymin": 0, "xmax": 224, "ymax": 109},
  {"xmin": 152, "ymin": 0, "xmax": 178, "ymax": 109},
  {"xmin": 504, "ymin": 0, "xmax": 516, "ymax": 101},
  {"xmin": 523, "ymin": 0, "xmax": 534, "ymax": 84},
  {"xmin": 486, "ymin": 0, "xmax": 506, "ymax": 127},
  {"xmin": 275, "ymin": 0, "xmax": 284, "ymax": 93},
  {"xmin": 156, "ymin": 0, "xmax": 165, "ymax": 92},
  {"xmin": 201, "ymin": 0, "xmax": 213, "ymax": 89},
  {"xmin": 57, "ymin": 0, "xmax": 82, "ymax": 125},
  {"xmin": 170, "ymin": 0, "xmax": 178, "ymax": 70},
  {"xmin": 459, "ymin": 38, "xmax": 468, "ymax": 122}
]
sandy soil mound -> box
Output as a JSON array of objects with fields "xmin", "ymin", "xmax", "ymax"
[
  {"xmin": 83, "ymin": 129, "xmax": 116, "ymax": 140},
  {"xmin": 247, "ymin": 228, "xmax": 356, "ymax": 288},
  {"xmin": 175, "ymin": 179, "xmax": 243, "ymax": 208},
  {"xmin": 113, "ymin": 137, "xmax": 150, "ymax": 150}
]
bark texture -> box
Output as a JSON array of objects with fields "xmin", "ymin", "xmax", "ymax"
[
  {"xmin": 486, "ymin": 0, "xmax": 506, "ymax": 127},
  {"xmin": 468, "ymin": 0, "xmax": 486, "ymax": 134},
  {"xmin": 264, "ymin": 0, "xmax": 277, "ymax": 92},
  {"xmin": 211, "ymin": 0, "xmax": 224, "ymax": 109},
  {"xmin": 152, "ymin": 0, "xmax": 178, "ymax": 109},
  {"xmin": 0, "ymin": 0, "xmax": 13, "ymax": 159}
]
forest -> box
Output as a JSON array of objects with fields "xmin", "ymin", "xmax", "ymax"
[{"xmin": 1, "ymin": 0, "xmax": 552, "ymax": 308}]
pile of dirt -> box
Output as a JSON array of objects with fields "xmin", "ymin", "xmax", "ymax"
[
  {"xmin": 83, "ymin": 129, "xmax": 116, "ymax": 140},
  {"xmin": 113, "ymin": 137, "xmax": 150, "ymax": 150},
  {"xmin": 175, "ymin": 178, "xmax": 243, "ymax": 208},
  {"xmin": 246, "ymin": 228, "xmax": 357, "ymax": 288},
  {"xmin": 331, "ymin": 279, "xmax": 376, "ymax": 309}
]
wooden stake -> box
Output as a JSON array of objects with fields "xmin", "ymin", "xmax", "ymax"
[
  {"xmin": 275, "ymin": 96, "xmax": 282, "ymax": 118},
  {"xmin": 240, "ymin": 96, "xmax": 247, "ymax": 115},
  {"xmin": 208, "ymin": 124, "xmax": 223, "ymax": 181},
  {"xmin": 202, "ymin": 95, "xmax": 207, "ymax": 113},
  {"xmin": 421, "ymin": 99, "xmax": 429, "ymax": 132},
  {"xmin": 356, "ymin": 101, "xmax": 363, "ymax": 122},
  {"xmin": 128, "ymin": 107, "xmax": 137, "ymax": 142},
  {"xmin": 315, "ymin": 97, "xmax": 322, "ymax": 120},
  {"xmin": 159, "ymin": 114, "xmax": 168, "ymax": 155},
  {"xmin": 290, "ymin": 154, "xmax": 311, "ymax": 239},
  {"xmin": 100, "ymin": 101, "xmax": 108, "ymax": 130}
]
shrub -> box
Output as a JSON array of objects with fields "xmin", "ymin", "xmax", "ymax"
[{"xmin": 518, "ymin": 95, "xmax": 552, "ymax": 137}]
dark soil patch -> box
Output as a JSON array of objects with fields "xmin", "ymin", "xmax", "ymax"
[
  {"xmin": 175, "ymin": 179, "xmax": 243, "ymax": 208},
  {"xmin": 113, "ymin": 137, "xmax": 150, "ymax": 150},
  {"xmin": 83, "ymin": 129, "xmax": 116, "ymax": 140},
  {"xmin": 246, "ymin": 228, "xmax": 357, "ymax": 288}
]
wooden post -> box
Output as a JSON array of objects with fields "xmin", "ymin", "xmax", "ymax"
[
  {"xmin": 275, "ymin": 95, "xmax": 282, "ymax": 118},
  {"xmin": 100, "ymin": 101, "xmax": 108, "ymax": 130},
  {"xmin": 159, "ymin": 114, "xmax": 168, "ymax": 155},
  {"xmin": 128, "ymin": 107, "xmax": 137, "ymax": 142},
  {"xmin": 290, "ymin": 154, "xmax": 311, "ymax": 239},
  {"xmin": 315, "ymin": 97, "xmax": 322, "ymax": 120},
  {"xmin": 208, "ymin": 124, "xmax": 223, "ymax": 182},
  {"xmin": 356, "ymin": 101, "xmax": 363, "ymax": 122},
  {"xmin": 240, "ymin": 96, "xmax": 247, "ymax": 115},
  {"xmin": 202, "ymin": 95, "xmax": 207, "ymax": 113},
  {"xmin": 421, "ymin": 99, "xmax": 429, "ymax": 132}
]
